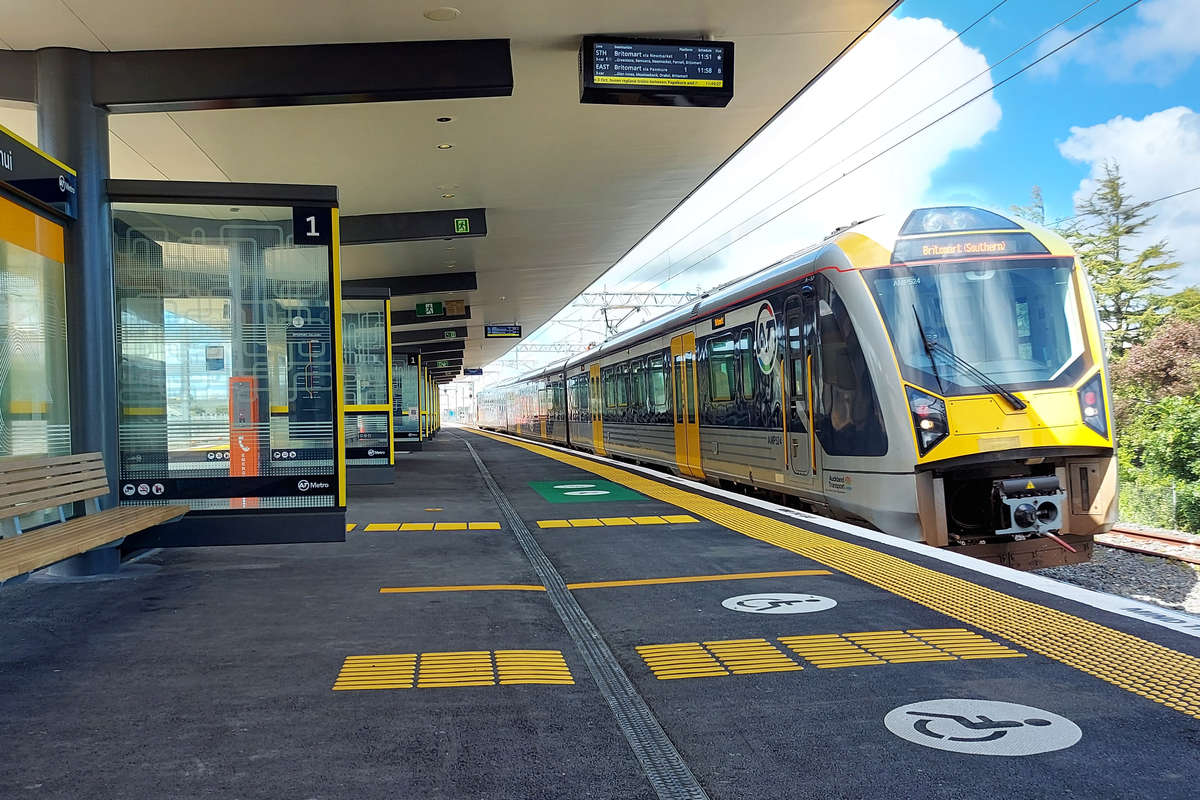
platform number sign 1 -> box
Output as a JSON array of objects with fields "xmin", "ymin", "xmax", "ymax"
[{"xmin": 292, "ymin": 206, "xmax": 332, "ymax": 246}]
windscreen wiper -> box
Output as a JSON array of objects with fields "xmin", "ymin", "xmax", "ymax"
[
  {"xmin": 912, "ymin": 306, "xmax": 945, "ymax": 394},
  {"xmin": 912, "ymin": 307, "xmax": 1027, "ymax": 411}
]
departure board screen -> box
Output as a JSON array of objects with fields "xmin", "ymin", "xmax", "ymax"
[
  {"xmin": 591, "ymin": 41, "xmax": 727, "ymax": 88},
  {"xmin": 580, "ymin": 36, "xmax": 734, "ymax": 108}
]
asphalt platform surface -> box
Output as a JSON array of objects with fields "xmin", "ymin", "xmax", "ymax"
[{"xmin": 2, "ymin": 428, "xmax": 1198, "ymax": 799}]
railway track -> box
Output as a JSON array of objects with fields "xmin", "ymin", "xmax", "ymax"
[{"xmin": 1095, "ymin": 526, "xmax": 1200, "ymax": 565}]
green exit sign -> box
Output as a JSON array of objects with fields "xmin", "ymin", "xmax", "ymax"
[
  {"xmin": 436, "ymin": 360, "xmax": 450, "ymax": 368},
  {"xmin": 416, "ymin": 301, "xmax": 444, "ymax": 317},
  {"xmin": 453, "ymin": 217, "xmax": 470, "ymax": 234}
]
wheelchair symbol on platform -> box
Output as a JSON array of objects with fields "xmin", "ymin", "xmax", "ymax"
[
  {"xmin": 721, "ymin": 593, "xmax": 836, "ymax": 614},
  {"xmin": 885, "ymin": 699, "xmax": 1081, "ymax": 756}
]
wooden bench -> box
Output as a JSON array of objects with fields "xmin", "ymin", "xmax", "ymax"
[{"xmin": 0, "ymin": 452, "xmax": 188, "ymax": 583}]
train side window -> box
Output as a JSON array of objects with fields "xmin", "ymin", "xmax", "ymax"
[
  {"xmin": 617, "ymin": 362, "xmax": 630, "ymax": 407},
  {"xmin": 738, "ymin": 327, "xmax": 754, "ymax": 398},
  {"xmin": 813, "ymin": 280, "xmax": 887, "ymax": 457},
  {"xmin": 785, "ymin": 295, "xmax": 806, "ymax": 402},
  {"xmin": 631, "ymin": 358, "xmax": 646, "ymax": 410},
  {"xmin": 648, "ymin": 354, "xmax": 668, "ymax": 412},
  {"xmin": 707, "ymin": 335, "xmax": 736, "ymax": 402},
  {"xmin": 602, "ymin": 367, "xmax": 615, "ymax": 409}
]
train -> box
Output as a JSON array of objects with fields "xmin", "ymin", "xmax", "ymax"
[{"xmin": 477, "ymin": 206, "xmax": 1117, "ymax": 569}]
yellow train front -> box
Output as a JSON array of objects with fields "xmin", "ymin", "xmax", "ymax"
[
  {"xmin": 478, "ymin": 206, "xmax": 1117, "ymax": 569},
  {"xmin": 843, "ymin": 207, "xmax": 1116, "ymax": 567}
]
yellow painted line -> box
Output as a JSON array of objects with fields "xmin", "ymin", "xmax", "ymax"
[
  {"xmin": 569, "ymin": 518, "xmax": 603, "ymax": 527},
  {"xmin": 469, "ymin": 522, "xmax": 502, "ymax": 530},
  {"xmin": 536, "ymin": 514, "xmax": 699, "ymax": 528},
  {"xmin": 470, "ymin": 428, "xmax": 1200, "ymax": 718},
  {"xmin": 435, "ymin": 522, "xmax": 468, "ymax": 531},
  {"xmin": 400, "ymin": 522, "xmax": 435, "ymax": 531},
  {"xmin": 565, "ymin": 569, "xmax": 832, "ymax": 590},
  {"xmin": 379, "ymin": 584, "xmax": 546, "ymax": 593},
  {"xmin": 630, "ymin": 516, "xmax": 667, "ymax": 525},
  {"xmin": 599, "ymin": 517, "xmax": 635, "ymax": 526},
  {"xmin": 661, "ymin": 514, "xmax": 699, "ymax": 524},
  {"xmin": 538, "ymin": 519, "xmax": 571, "ymax": 528},
  {"xmin": 364, "ymin": 523, "xmax": 400, "ymax": 532},
  {"xmin": 425, "ymin": 507, "xmax": 443, "ymax": 512},
  {"xmin": 378, "ymin": 569, "xmax": 832, "ymax": 595},
  {"xmin": 345, "ymin": 523, "xmax": 356, "ymax": 532}
]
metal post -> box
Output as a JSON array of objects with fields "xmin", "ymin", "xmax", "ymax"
[{"xmin": 36, "ymin": 48, "xmax": 120, "ymax": 575}]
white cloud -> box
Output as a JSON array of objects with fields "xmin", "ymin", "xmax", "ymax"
[
  {"xmin": 1059, "ymin": 105, "xmax": 1200, "ymax": 289},
  {"xmin": 1036, "ymin": 0, "xmax": 1200, "ymax": 85},
  {"xmin": 491, "ymin": 14, "xmax": 1003, "ymax": 380}
]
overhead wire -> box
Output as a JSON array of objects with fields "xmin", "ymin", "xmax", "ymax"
[
  {"xmin": 606, "ymin": 0, "xmax": 1015, "ymax": 288},
  {"xmin": 642, "ymin": 0, "xmax": 1146, "ymax": 294},
  {"xmin": 637, "ymin": 0, "xmax": 1111, "ymax": 292}
]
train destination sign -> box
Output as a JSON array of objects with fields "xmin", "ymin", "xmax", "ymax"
[
  {"xmin": 485, "ymin": 324, "xmax": 522, "ymax": 338},
  {"xmin": 579, "ymin": 36, "xmax": 734, "ymax": 108}
]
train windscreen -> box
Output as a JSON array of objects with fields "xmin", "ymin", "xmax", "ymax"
[{"xmin": 865, "ymin": 257, "xmax": 1088, "ymax": 395}]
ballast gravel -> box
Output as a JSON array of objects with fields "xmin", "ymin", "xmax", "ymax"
[{"xmin": 1035, "ymin": 545, "xmax": 1200, "ymax": 614}]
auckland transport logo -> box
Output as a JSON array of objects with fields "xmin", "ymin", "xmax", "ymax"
[
  {"xmin": 755, "ymin": 301, "xmax": 777, "ymax": 374},
  {"xmin": 297, "ymin": 479, "xmax": 331, "ymax": 492}
]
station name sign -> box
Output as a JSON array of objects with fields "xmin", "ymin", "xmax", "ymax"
[
  {"xmin": 484, "ymin": 324, "xmax": 522, "ymax": 338},
  {"xmin": 579, "ymin": 35, "xmax": 734, "ymax": 108},
  {"xmin": 0, "ymin": 124, "xmax": 78, "ymax": 218}
]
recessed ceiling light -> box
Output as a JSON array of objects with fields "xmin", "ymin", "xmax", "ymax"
[
  {"xmin": 436, "ymin": 143, "xmax": 453, "ymax": 150},
  {"xmin": 441, "ymin": 193, "xmax": 455, "ymax": 198},
  {"xmin": 423, "ymin": 7, "xmax": 461, "ymax": 22},
  {"xmin": 436, "ymin": 116, "xmax": 454, "ymax": 123},
  {"xmin": 498, "ymin": 296, "xmax": 507, "ymax": 301}
]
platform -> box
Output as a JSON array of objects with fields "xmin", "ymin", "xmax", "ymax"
[{"xmin": 2, "ymin": 427, "xmax": 1198, "ymax": 799}]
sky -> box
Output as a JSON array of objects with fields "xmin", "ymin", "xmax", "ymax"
[{"xmin": 484, "ymin": 0, "xmax": 1200, "ymax": 384}]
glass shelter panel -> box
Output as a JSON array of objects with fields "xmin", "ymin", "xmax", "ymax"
[
  {"xmin": 342, "ymin": 298, "xmax": 391, "ymax": 466},
  {"xmin": 0, "ymin": 195, "xmax": 70, "ymax": 460},
  {"xmin": 113, "ymin": 203, "xmax": 340, "ymax": 511}
]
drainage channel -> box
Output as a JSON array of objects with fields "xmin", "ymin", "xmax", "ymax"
[{"xmin": 453, "ymin": 433, "xmax": 710, "ymax": 800}]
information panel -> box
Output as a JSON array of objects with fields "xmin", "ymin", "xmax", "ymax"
[
  {"xmin": 484, "ymin": 324, "xmax": 522, "ymax": 338},
  {"xmin": 580, "ymin": 35, "xmax": 734, "ymax": 107},
  {"xmin": 113, "ymin": 202, "xmax": 341, "ymax": 511}
]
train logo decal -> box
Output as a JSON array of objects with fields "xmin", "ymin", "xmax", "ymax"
[
  {"xmin": 754, "ymin": 301, "xmax": 777, "ymax": 374},
  {"xmin": 884, "ymin": 699, "xmax": 1082, "ymax": 756}
]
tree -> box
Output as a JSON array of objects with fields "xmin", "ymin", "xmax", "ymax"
[
  {"xmin": 1010, "ymin": 185, "xmax": 1045, "ymax": 225},
  {"xmin": 1110, "ymin": 319, "xmax": 1200, "ymax": 428},
  {"xmin": 1166, "ymin": 286, "xmax": 1200, "ymax": 323},
  {"xmin": 1057, "ymin": 161, "xmax": 1179, "ymax": 358}
]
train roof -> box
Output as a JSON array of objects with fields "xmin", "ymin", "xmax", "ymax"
[{"xmin": 483, "ymin": 205, "xmax": 1067, "ymax": 388}]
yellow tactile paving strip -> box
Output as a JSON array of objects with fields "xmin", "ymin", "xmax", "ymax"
[
  {"xmin": 495, "ymin": 650, "xmax": 575, "ymax": 685},
  {"xmin": 636, "ymin": 642, "xmax": 729, "ymax": 680},
  {"xmin": 640, "ymin": 628, "xmax": 1022, "ymax": 680},
  {"xmin": 471, "ymin": 429, "xmax": 1200, "ymax": 719},
  {"xmin": 703, "ymin": 639, "xmax": 805, "ymax": 675},
  {"xmin": 350, "ymin": 521, "xmax": 501, "ymax": 532},
  {"xmin": 778, "ymin": 634, "xmax": 885, "ymax": 668},
  {"xmin": 333, "ymin": 649, "xmax": 575, "ymax": 690},
  {"xmin": 538, "ymin": 514, "xmax": 698, "ymax": 528}
]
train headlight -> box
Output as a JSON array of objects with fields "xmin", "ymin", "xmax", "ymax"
[
  {"xmin": 907, "ymin": 386, "xmax": 948, "ymax": 456},
  {"xmin": 1077, "ymin": 372, "xmax": 1108, "ymax": 437}
]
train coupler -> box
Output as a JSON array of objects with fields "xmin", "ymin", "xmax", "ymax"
[{"xmin": 992, "ymin": 476, "xmax": 1066, "ymax": 537}]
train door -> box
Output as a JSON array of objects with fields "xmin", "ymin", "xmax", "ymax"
[
  {"xmin": 589, "ymin": 362, "xmax": 606, "ymax": 455},
  {"xmin": 784, "ymin": 295, "xmax": 817, "ymax": 483},
  {"xmin": 669, "ymin": 332, "xmax": 704, "ymax": 478}
]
